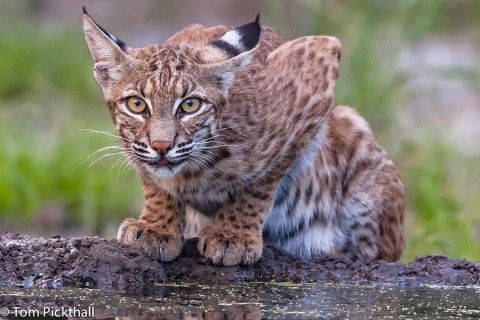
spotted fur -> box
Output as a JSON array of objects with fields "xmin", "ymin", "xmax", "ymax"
[{"xmin": 83, "ymin": 9, "xmax": 404, "ymax": 265}]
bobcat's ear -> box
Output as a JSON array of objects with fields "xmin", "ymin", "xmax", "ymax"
[
  {"xmin": 82, "ymin": 7, "xmax": 133, "ymax": 89},
  {"xmin": 198, "ymin": 15, "xmax": 261, "ymax": 91}
]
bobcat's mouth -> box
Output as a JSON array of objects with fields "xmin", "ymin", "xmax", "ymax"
[
  {"xmin": 156, "ymin": 158, "xmax": 170, "ymax": 166},
  {"xmin": 144, "ymin": 156, "xmax": 188, "ymax": 170},
  {"xmin": 145, "ymin": 158, "xmax": 173, "ymax": 168}
]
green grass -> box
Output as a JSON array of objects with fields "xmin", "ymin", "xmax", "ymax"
[
  {"xmin": 399, "ymin": 139, "xmax": 480, "ymax": 260},
  {"xmin": 0, "ymin": 97, "xmax": 144, "ymax": 234},
  {"xmin": 0, "ymin": 1, "xmax": 479, "ymax": 261},
  {"xmin": 0, "ymin": 18, "xmax": 143, "ymax": 234}
]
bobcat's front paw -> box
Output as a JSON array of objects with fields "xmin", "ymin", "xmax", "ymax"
[
  {"xmin": 117, "ymin": 218, "xmax": 183, "ymax": 262},
  {"xmin": 198, "ymin": 226, "xmax": 263, "ymax": 266}
]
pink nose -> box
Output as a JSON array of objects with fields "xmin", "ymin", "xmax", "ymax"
[{"xmin": 151, "ymin": 140, "xmax": 171, "ymax": 156}]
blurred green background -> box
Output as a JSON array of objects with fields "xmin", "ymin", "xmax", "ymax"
[{"xmin": 0, "ymin": 0, "xmax": 479, "ymax": 262}]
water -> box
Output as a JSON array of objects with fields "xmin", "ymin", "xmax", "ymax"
[{"xmin": 1, "ymin": 282, "xmax": 480, "ymax": 319}]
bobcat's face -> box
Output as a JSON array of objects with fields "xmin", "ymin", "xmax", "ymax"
[
  {"xmin": 83, "ymin": 11, "xmax": 260, "ymax": 178},
  {"xmin": 100, "ymin": 45, "xmax": 227, "ymax": 178}
]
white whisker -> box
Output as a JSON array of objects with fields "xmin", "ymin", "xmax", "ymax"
[
  {"xmin": 193, "ymin": 128, "xmax": 231, "ymax": 141},
  {"xmin": 120, "ymin": 156, "xmax": 138, "ymax": 181},
  {"xmin": 83, "ymin": 145, "xmax": 123, "ymax": 164},
  {"xmin": 85, "ymin": 151, "xmax": 125, "ymax": 170},
  {"xmin": 196, "ymin": 148, "xmax": 220, "ymax": 159},
  {"xmin": 81, "ymin": 128, "xmax": 134, "ymax": 143},
  {"xmin": 110, "ymin": 155, "xmax": 128, "ymax": 171},
  {"xmin": 189, "ymin": 155, "xmax": 213, "ymax": 171},
  {"xmin": 195, "ymin": 144, "xmax": 232, "ymax": 151},
  {"xmin": 186, "ymin": 157, "xmax": 202, "ymax": 173}
]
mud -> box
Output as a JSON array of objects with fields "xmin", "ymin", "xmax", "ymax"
[{"xmin": 0, "ymin": 232, "xmax": 479, "ymax": 290}]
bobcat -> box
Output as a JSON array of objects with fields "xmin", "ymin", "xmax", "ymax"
[{"xmin": 83, "ymin": 8, "xmax": 404, "ymax": 266}]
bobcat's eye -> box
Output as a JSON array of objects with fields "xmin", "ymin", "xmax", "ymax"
[
  {"xmin": 126, "ymin": 97, "xmax": 147, "ymax": 114},
  {"xmin": 179, "ymin": 97, "xmax": 202, "ymax": 114}
]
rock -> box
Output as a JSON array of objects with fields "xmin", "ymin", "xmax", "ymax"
[{"xmin": 0, "ymin": 232, "xmax": 478, "ymax": 289}]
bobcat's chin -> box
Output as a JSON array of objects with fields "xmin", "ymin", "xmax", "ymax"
[{"xmin": 143, "ymin": 159, "xmax": 186, "ymax": 179}]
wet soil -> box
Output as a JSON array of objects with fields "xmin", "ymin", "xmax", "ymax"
[{"xmin": 1, "ymin": 232, "xmax": 479, "ymax": 290}]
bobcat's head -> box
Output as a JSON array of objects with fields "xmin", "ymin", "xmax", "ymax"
[{"xmin": 83, "ymin": 8, "xmax": 260, "ymax": 179}]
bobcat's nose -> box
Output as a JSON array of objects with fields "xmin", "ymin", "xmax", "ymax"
[{"xmin": 151, "ymin": 140, "xmax": 172, "ymax": 156}]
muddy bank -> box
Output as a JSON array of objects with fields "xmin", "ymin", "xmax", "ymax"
[{"xmin": 0, "ymin": 232, "xmax": 479, "ymax": 290}]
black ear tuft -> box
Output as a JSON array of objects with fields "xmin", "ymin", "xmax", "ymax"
[
  {"xmin": 82, "ymin": 7, "xmax": 127, "ymax": 51},
  {"xmin": 255, "ymin": 13, "xmax": 260, "ymax": 24},
  {"xmin": 234, "ymin": 16, "xmax": 261, "ymax": 51},
  {"xmin": 210, "ymin": 16, "xmax": 261, "ymax": 59}
]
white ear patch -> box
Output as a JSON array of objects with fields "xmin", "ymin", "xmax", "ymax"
[{"xmin": 220, "ymin": 30, "xmax": 244, "ymax": 50}]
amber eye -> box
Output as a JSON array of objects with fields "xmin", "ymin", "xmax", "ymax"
[
  {"xmin": 179, "ymin": 97, "xmax": 202, "ymax": 114},
  {"xmin": 126, "ymin": 97, "xmax": 147, "ymax": 114}
]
